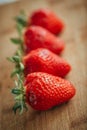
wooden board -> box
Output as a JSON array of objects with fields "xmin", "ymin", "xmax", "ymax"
[{"xmin": 0, "ymin": 0, "xmax": 87, "ymax": 130}]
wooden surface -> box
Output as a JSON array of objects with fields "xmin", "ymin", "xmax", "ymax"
[{"xmin": 0, "ymin": 0, "xmax": 87, "ymax": 130}]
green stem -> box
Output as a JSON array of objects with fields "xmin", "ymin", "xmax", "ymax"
[{"xmin": 8, "ymin": 11, "xmax": 28, "ymax": 114}]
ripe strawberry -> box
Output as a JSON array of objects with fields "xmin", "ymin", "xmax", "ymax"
[
  {"xmin": 25, "ymin": 72, "xmax": 76, "ymax": 110},
  {"xmin": 30, "ymin": 9, "xmax": 64, "ymax": 34},
  {"xmin": 23, "ymin": 48, "xmax": 71, "ymax": 77},
  {"xmin": 24, "ymin": 26, "xmax": 65, "ymax": 54}
]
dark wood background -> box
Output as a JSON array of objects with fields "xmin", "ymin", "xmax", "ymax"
[{"xmin": 0, "ymin": 0, "xmax": 87, "ymax": 130}]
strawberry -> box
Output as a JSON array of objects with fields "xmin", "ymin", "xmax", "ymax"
[
  {"xmin": 24, "ymin": 26, "xmax": 65, "ymax": 54},
  {"xmin": 30, "ymin": 9, "xmax": 64, "ymax": 35},
  {"xmin": 25, "ymin": 72, "xmax": 76, "ymax": 110},
  {"xmin": 23, "ymin": 48, "xmax": 71, "ymax": 77}
]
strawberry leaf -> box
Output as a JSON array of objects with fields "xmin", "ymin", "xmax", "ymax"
[
  {"xmin": 15, "ymin": 10, "xmax": 27, "ymax": 27},
  {"xmin": 11, "ymin": 69, "xmax": 20, "ymax": 77},
  {"xmin": 11, "ymin": 38, "xmax": 22, "ymax": 44},
  {"xmin": 12, "ymin": 55, "xmax": 21, "ymax": 62},
  {"xmin": 12, "ymin": 88, "xmax": 22, "ymax": 95},
  {"xmin": 8, "ymin": 10, "xmax": 26, "ymax": 114},
  {"xmin": 15, "ymin": 16, "xmax": 27, "ymax": 27},
  {"xmin": 12, "ymin": 78, "xmax": 27, "ymax": 114},
  {"xmin": 13, "ymin": 102, "xmax": 21, "ymax": 114},
  {"xmin": 16, "ymin": 22, "xmax": 23, "ymax": 36},
  {"xmin": 7, "ymin": 57, "xmax": 15, "ymax": 63},
  {"xmin": 19, "ymin": 62, "xmax": 24, "ymax": 71}
]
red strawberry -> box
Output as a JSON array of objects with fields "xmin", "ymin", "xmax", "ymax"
[
  {"xmin": 23, "ymin": 48, "xmax": 71, "ymax": 77},
  {"xmin": 25, "ymin": 72, "xmax": 76, "ymax": 110},
  {"xmin": 24, "ymin": 26, "xmax": 65, "ymax": 54},
  {"xmin": 30, "ymin": 9, "xmax": 64, "ymax": 34}
]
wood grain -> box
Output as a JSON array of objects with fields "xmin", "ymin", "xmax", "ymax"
[{"xmin": 0, "ymin": 0, "xmax": 87, "ymax": 130}]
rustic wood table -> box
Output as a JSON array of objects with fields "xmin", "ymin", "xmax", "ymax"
[{"xmin": 0, "ymin": 0, "xmax": 87, "ymax": 130}]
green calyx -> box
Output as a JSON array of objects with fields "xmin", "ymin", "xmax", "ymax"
[
  {"xmin": 12, "ymin": 75, "xmax": 27, "ymax": 114},
  {"xmin": 7, "ymin": 51, "xmax": 24, "ymax": 78},
  {"xmin": 7, "ymin": 10, "xmax": 28, "ymax": 114},
  {"xmin": 15, "ymin": 10, "xmax": 28, "ymax": 28}
]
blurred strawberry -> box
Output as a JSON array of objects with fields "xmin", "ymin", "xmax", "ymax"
[
  {"xmin": 30, "ymin": 9, "xmax": 64, "ymax": 35},
  {"xmin": 23, "ymin": 48, "xmax": 71, "ymax": 77},
  {"xmin": 24, "ymin": 26, "xmax": 65, "ymax": 54}
]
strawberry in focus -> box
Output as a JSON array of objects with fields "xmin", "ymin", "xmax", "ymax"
[
  {"xmin": 24, "ymin": 26, "xmax": 65, "ymax": 54},
  {"xmin": 25, "ymin": 72, "xmax": 76, "ymax": 110},
  {"xmin": 30, "ymin": 9, "xmax": 64, "ymax": 35},
  {"xmin": 23, "ymin": 48, "xmax": 71, "ymax": 77}
]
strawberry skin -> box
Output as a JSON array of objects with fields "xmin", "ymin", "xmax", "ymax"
[
  {"xmin": 30, "ymin": 9, "xmax": 64, "ymax": 34},
  {"xmin": 23, "ymin": 48, "xmax": 71, "ymax": 77},
  {"xmin": 24, "ymin": 26, "xmax": 65, "ymax": 54},
  {"xmin": 25, "ymin": 72, "xmax": 76, "ymax": 110}
]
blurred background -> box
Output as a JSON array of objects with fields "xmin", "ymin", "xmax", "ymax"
[
  {"xmin": 0, "ymin": 0, "xmax": 86, "ymax": 33},
  {"xmin": 0, "ymin": 0, "xmax": 55, "ymax": 33}
]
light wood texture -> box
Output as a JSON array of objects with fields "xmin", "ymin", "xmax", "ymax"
[{"xmin": 0, "ymin": 0, "xmax": 87, "ymax": 130}]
